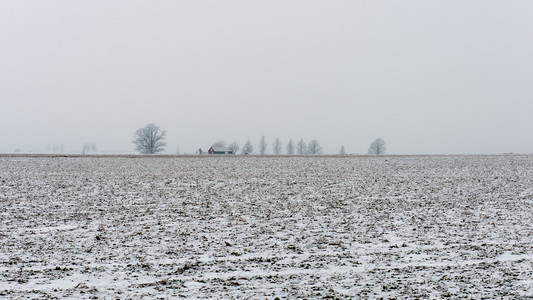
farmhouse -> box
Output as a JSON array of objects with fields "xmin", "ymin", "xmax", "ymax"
[{"xmin": 208, "ymin": 146, "xmax": 234, "ymax": 154}]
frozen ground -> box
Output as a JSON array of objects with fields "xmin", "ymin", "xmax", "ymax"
[{"xmin": 1, "ymin": 155, "xmax": 533, "ymax": 299}]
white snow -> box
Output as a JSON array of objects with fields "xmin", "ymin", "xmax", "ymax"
[{"xmin": 1, "ymin": 155, "xmax": 533, "ymax": 298}]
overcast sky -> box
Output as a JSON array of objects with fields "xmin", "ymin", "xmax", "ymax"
[{"xmin": 1, "ymin": 1, "xmax": 532, "ymax": 154}]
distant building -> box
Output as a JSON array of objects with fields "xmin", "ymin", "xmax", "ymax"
[{"xmin": 208, "ymin": 146, "xmax": 234, "ymax": 154}]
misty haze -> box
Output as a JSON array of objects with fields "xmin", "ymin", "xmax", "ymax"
[
  {"xmin": 1, "ymin": 1, "xmax": 532, "ymax": 155},
  {"xmin": 1, "ymin": 1, "xmax": 533, "ymax": 299}
]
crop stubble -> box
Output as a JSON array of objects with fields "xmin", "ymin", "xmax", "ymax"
[{"xmin": 1, "ymin": 155, "xmax": 533, "ymax": 298}]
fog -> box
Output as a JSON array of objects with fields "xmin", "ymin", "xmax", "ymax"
[{"xmin": 1, "ymin": 1, "xmax": 532, "ymax": 154}]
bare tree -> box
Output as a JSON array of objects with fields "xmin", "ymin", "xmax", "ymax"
[
  {"xmin": 82, "ymin": 142, "xmax": 97, "ymax": 154},
  {"xmin": 51, "ymin": 144, "xmax": 65, "ymax": 153},
  {"xmin": 259, "ymin": 135, "xmax": 268, "ymax": 155},
  {"xmin": 296, "ymin": 139, "xmax": 306, "ymax": 155},
  {"xmin": 242, "ymin": 139, "xmax": 254, "ymax": 154},
  {"xmin": 307, "ymin": 139, "xmax": 322, "ymax": 155},
  {"xmin": 228, "ymin": 141, "xmax": 240, "ymax": 154},
  {"xmin": 132, "ymin": 123, "xmax": 167, "ymax": 154},
  {"xmin": 272, "ymin": 137, "xmax": 282, "ymax": 155},
  {"xmin": 286, "ymin": 139, "xmax": 295, "ymax": 155},
  {"xmin": 368, "ymin": 138, "xmax": 386, "ymax": 155},
  {"xmin": 212, "ymin": 140, "xmax": 227, "ymax": 147},
  {"xmin": 339, "ymin": 145, "xmax": 346, "ymax": 155}
]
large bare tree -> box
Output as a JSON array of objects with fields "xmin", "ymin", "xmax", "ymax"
[
  {"xmin": 296, "ymin": 139, "xmax": 306, "ymax": 155},
  {"xmin": 272, "ymin": 137, "xmax": 282, "ymax": 155},
  {"xmin": 132, "ymin": 123, "xmax": 167, "ymax": 154},
  {"xmin": 307, "ymin": 139, "xmax": 322, "ymax": 155},
  {"xmin": 368, "ymin": 138, "xmax": 386, "ymax": 155},
  {"xmin": 259, "ymin": 135, "xmax": 268, "ymax": 155},
  {"xmin": 286, "ymin": 139, "xmax": 295, "ymax": 155}
]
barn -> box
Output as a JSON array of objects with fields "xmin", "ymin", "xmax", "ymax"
[{"xmin": 208, "ymin": 147, "xmax": 234, "ymax": 154}]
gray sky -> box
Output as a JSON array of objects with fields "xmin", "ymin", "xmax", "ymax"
[{"xmin": 1, "ymin": 1, "xmax": 532, "ymax": 154}]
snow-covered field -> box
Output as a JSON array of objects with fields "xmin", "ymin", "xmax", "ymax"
[{"xmin": 1, "ymin": 155, "xmax": 533, "ymax": 299}]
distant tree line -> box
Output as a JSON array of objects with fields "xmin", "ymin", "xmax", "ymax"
[
  {"xmin": 132, "ymin": 123, "xmax": 387, "ymax": 155},
  {"xmin": 82, "ymin": 143, "xmax": 97, "ymax": 154}
]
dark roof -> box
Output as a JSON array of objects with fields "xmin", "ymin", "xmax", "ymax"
[{"xmin": 210, "ymin": 147, "xmax": 233, "ymax": 153}]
